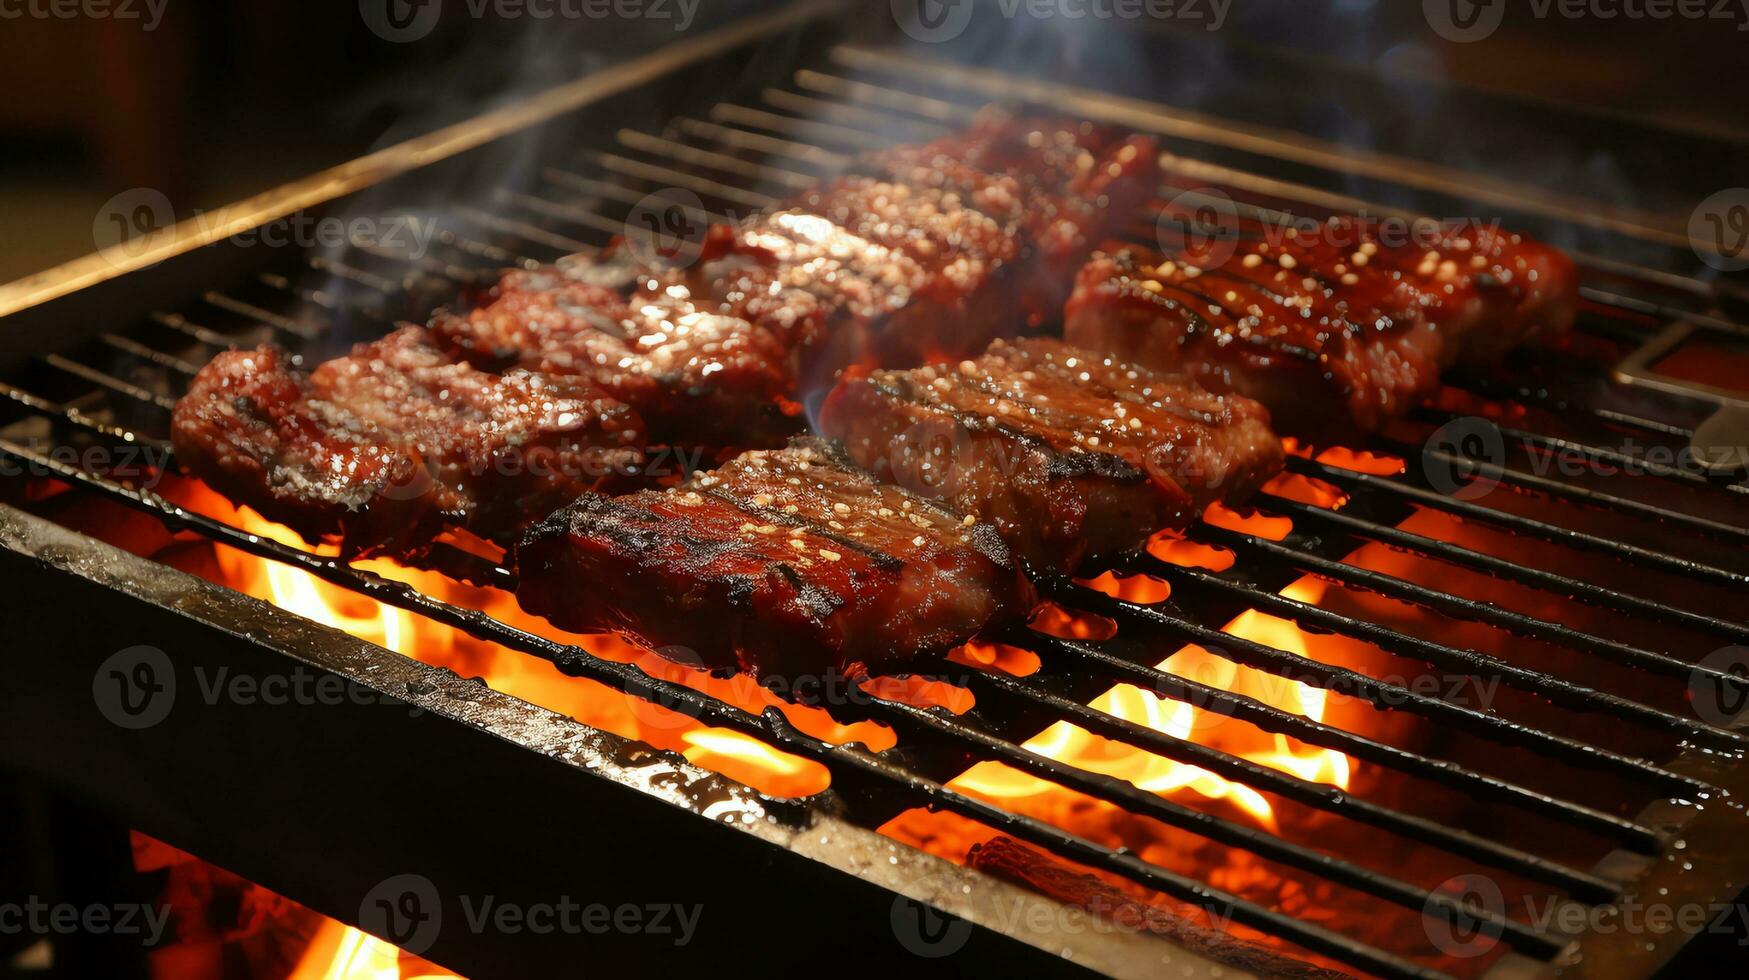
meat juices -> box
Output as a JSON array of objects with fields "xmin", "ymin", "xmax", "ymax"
[
  {"xmin": 819, "ymin": 338, "xmax": 1283, "ymax": 575},
  {"xmin": 516, "ymin": 437, "xmax": 1033, "ymax": 678},
  {"xmin": 1065, "ymin": 219, "xmax": 1578, "ymax": 435},
  {"xmin": 171, "ymin": 327, "xmax": 644, "ymax": 558}
]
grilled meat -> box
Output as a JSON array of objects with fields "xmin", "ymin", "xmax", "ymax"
[
  {"xmin": 172, "ymin": 327, "xmax": 644, "ymax": 557},
  {"xmin": 432, "ymin": 259, "xmax": 808, "ymax": 446},
  {"xmin": 443, "ymin": 113, "xmax": 1158, "ymax": 444},
  {"xmin": 819, "ymin": 338, "xmax": 1283, "ymax": 575},
  {"xmin": 516, "ymin": 437, "xmax": 1033, "ymax": 678},
  {"xmin": 1064, "ymin": 219, "xmax": 1578, "ymax": 435}
]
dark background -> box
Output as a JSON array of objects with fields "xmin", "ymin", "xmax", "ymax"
[{"xmin": 0, "ymin": 0, "xmax": 1744, "ymax": 283}]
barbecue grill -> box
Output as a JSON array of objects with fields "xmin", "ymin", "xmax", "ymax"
[{"xmin": 2, "ymin": 2, "xmax": 1747, "ymax": 977}]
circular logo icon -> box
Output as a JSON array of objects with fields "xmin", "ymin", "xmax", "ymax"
[
  {"xmin": 1156, "ymin": 187, "xmax": 1241, "ymax": 270},
  {"xmin": 1689, "ymin": 189, "xmax": 1749, "ymax": 272},
  {"xmin": 1423, "ymin": 873, "xmax": 1506, "ymax": 958},
  {"xmin": 93, "ymin": 645, "xmax": 176, "ymax": 730},
  {"xmin": 625, "ymin": 646, "xmax": 714, "ymax": 734},
  {"xmin": 1690, "ymin": 646, "xmax": 1749, "ymax": 729},
  {"xmin": 890, "ymin": 871, "xmax": 973, "ymax": 958},
  {"xmin": 623, "ymin": 188, "xmax": 709, "ymax": 268},
  {"xmin": 891, "ymin": 0, "xmax": 974, "ymax": 44},
  {"xmin": 1422, "ymin": 416, "xmax": 1506, "ymax": 501},
  {"xmin": 1423, "ymin": 0, "xmax": 1505, "ymax": 43},
  {"xmin": 92, "ymin": 188, "xmax": 175, "ymax": 271},
  {"xmin": 888, "ymin": 417, "xmax": 976, "ymax": 499},
  {"xmin": 358, "ymin": 873, "xmax": 442, "ymax": 955},
  {"xmin": 360, "ymin": 0, "xmax": 443, "ymax": 43}
]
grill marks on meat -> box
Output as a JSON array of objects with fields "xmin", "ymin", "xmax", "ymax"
[
  {"xmin": 819, "ymin": 338, "xmax": 1283, "ymax": 575},
  {"xmin": 433, "ymin": 260, "xmax": 805, "ymax": 445},
  {"xmin": 440, "ymin": 113, "xmax": 1159, "ymax": 445},
  {"xmin": 1065, "ymin": 219, "xmax": 1578, "ymax": 435},
  {"xmin": 517, "ymin": 437, "xmax": 1033, "ymax": 678},
  {"xmin": 172, "ymin": 327, "xmax": 644, "ymax": 558}
]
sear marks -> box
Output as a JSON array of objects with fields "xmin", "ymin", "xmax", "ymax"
[
  {"xmin": 516, "ymin": 436, "xmax": 1034, "ymax": 679},
  {"xmin": 1065, "ymin": 218, "xmax": 1578, "ymax": 436},
  {"xmin": 172, "ymin": 327, "xmax": 644, "ymax": 558},
  {"xmin": 820, "ymin": 338, "xmax": 1283, "ymax": 575},
  {"xmin": 432, "ymin": 257, "xmax": 806, "ymax": 447}
]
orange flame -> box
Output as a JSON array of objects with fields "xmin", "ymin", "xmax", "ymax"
[{"xmin": 159, "ymin": 479, "xmax": 871, "ymax": 800}]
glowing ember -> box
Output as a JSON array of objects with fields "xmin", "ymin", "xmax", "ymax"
[{"xmin": 158, "ymin": 478, "xmax": 867, "ymax": 799}]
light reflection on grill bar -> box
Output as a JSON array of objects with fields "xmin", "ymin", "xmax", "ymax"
[{"xmin": 3, "ymin": 49, "xmax": 1747, "ymax": 980}]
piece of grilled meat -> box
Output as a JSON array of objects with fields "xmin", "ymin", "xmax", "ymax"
[
  {"xmin": 1065, "ymin": 219, "xmax": 1578, "ymax": 435},
  {"xmin": 432, "ymin": 259, "xmax": 809, "ymax": 446},
  {"xmin": 819, "ymin": 338, "xmax": 1283, "ymax": 575},
  {"xmin": 516, "ymin": 437, "xmax": 1034, "ymax": 678},
  {"xmin": 172, "ymin": 327, "xmax": 644, "ymax": 557}
]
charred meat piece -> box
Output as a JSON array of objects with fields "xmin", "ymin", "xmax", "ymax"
[
  {"xmin": 819, "ymin": 338, "xmax": 1282, "ymax": 575},
  {"xmin": 1065, "ymin": 220, "xmax": 1578, "ymax": 435},
  {"xmin": 172, "ymin": 327, "xmax": 644, "ymax": 557},
  {"xmin": 516, "ymin": 437, "xmax": 1034, "ymax": 678},
  {"xmin": 432, "ymin": 259, "xmax": 808, "ymax": 446},
  {"xmin": 866, "ymin": 111, "xmax": 1158, "ymax": 324}
]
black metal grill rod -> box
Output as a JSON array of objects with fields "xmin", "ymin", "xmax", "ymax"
[
  {"xmin": 791, "ymin": 69, "xmax": 979, "ymax": 126},
  {"xmin": 432, "ymin": 225, "xmax": 541, "ymax": 270},
  {"xmin": 672, "ymin": 117, "xmax": 851, "ymax": 172},
  {"xmin": 1193, "ymin": 521, "xmax": 1746, "ymax": 696},
  {"xmin": 855, "ymin": 695, "xmax": 1566, "ymax": 957},
  {"xmin": 452, "ymin": 204, "xmax": 591, "ymax": 256},
  {"xmin": 1059, "ymin": 579, "xmax": 1708, "ymax": 795},
  {"xmin": 760, "ymin": 87, "xmax": 951, "ymax": 143},
  {"xmin": 1414, "ymin": 407, "xmax": 1740, "ymax": 491},
  {"xmin": 39, "ymin": 354, "xmax": 176, "ymax": 413},
  {"xmin": 0, "ymin": 382, "xmax": 170, "ymax": 454},
  {"xmin": 1023, "ymin": 630, "xmax": 1662, "ymax": 850},
  {"xmin": 1406, "ymin": 440, "xmax": 1749, "ymax": 544},
  {"xmin": 98, "ymin": 334, "xmax": 199, "ymax": 377},
  {"xmin": 616, "ymin": 128, "xmax": 817, "ymax": 192},
  {"xmin": 709, "ymin": 102, "xmax": 889, "ymax": 152},
  {"xmin": 954, "ymin": 666, "xmax": 1622, "ymax": 901},
  {"xmin": 494, "ymin": 188, "xmax": 652, "ymax": 241},
  {"xmin": 0, "ymin": 441, "xmax": 1441, "ymax": 980},
  {"xmin": 1286, "ymin": 455, "xmax": 1748, "ymax": 589},
  {"xmin": 200, "ymin": 292, "xmax": 322, "ymax": 341},
  {"xmin": 1264, "ymin": 494, "xmax": 1749, "ymax": 645},
  {"xmin": 542, "ymin": 167, "xmax": 734, "ymax": 222},
  {"xmin": 147, "ymin": 311, "xmax": 237, "ymax": 349},
  {"xmin": 1148, "ymin": 559, "xmax": 1744, "ymax": 747},
  {"xmin": 590, "ymin": 150, "xmax": 781, "ymax": 211}
]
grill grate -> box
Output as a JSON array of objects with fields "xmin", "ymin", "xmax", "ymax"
[{"xmin": 3, "ymin": 39, "xmax": 1748, "ymax": 980}]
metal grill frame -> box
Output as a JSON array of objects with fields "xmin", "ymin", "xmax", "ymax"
[{"xmin": 2, "ymin": 3, "xmax": 1748, "ymax": 977}]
